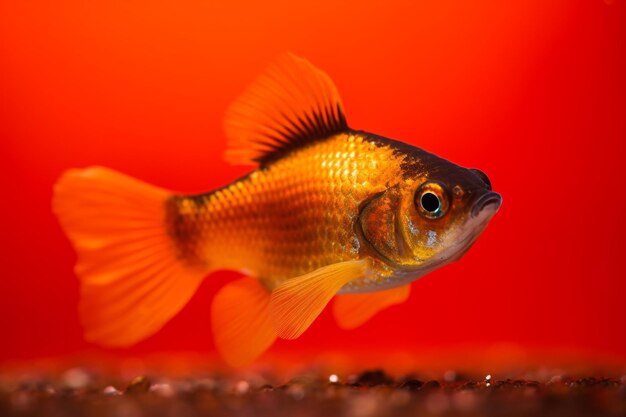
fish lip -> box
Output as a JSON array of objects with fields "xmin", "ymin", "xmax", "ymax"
[{"xmin": 471, "ymin": 192, "xmax": 502, "ymax": 218}]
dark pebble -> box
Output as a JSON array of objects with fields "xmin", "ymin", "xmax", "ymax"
[
  {"xmin": 399, "ymin": 379, "xmax": 424, "ymax": 391},
  {"xmin": 18, "ymin": 379, "xmax": 49, "ymax": 392},
  {"xmin": 422, "ymin": 380, "xmax": 441, "ymax": 390},
  {"xmin": 125, "ymin": 376, "xmax": 151, "ymax": 395},
  {"xmin": 493, "ymin": 379, "xmax": 529, "ymax": 389},
  {"xmin": 572, "ymin": 377, "xmax": 619, "ymax": 387},
  {"xmin": 2, "ymin": 370, "xmax": 626, "ymax": 417},
  {"xmin": 354, "ymin": 370, "xmax": 393, "ymax": 387},
  {"xmin": 459, "ymin": 381, "xmax": 478, "ymax": 391},
  {"xmin": 598, "ymin": 378, "xmax": 619, "ymax": 387}
]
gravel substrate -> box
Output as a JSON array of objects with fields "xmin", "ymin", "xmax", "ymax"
[{"xmin": 2, "ymin": 369, "xmax": 625, "ymax": 417}]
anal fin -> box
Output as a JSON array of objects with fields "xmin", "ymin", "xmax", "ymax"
[
  {"xmin": 211, "ymin": 277, "xmax": 277, "ymax": 367},
  {"xmin": 269, "ymin": 260, "xmax": 367, "ymax": 340},
  {"xmin": 333, "ymin": 285, "xmax": 410, "ymax": 330}
]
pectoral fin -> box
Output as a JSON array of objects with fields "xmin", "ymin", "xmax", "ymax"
[
  {"xmin": 269, "ymin": 260, "xmax": 368, "ymax": 340},
  {"xmin": 333, "ymin": 285, "xmax": 410, "ymax": 330}
]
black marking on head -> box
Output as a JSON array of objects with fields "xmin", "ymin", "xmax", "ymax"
[
  {"xmin": 353, "ymin": 131, "xmax": 453, "ymax": 179},
  {"xmin": 469, "ymin": 168, "xmax": 492, "ymax": 190}
]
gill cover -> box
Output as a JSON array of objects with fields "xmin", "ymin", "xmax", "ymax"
[
  {"xmin": 359, "ymin": 186, "xmax": 409, "ymax": 266},
  {"xmin": 358, "ymin": 177, "xmax": 461, "ymax": 268}
]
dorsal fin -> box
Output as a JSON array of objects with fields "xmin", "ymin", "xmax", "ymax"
[{"xmin": 223, "ymin": 54, "xmax": 348, "ymax": 166}]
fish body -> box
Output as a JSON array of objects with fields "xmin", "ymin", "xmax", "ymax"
[
  {"xmin": 167, "ymin": 131, "xmax": 496, "ymax": 293},
  {"xmin": 53, "ymin": 55, "xmax": 501, "ymax": 366}
]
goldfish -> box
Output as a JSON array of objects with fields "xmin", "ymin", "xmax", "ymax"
[{"xmin": 53, "ymin": 54, "xmax": 502, "ymax": 366}]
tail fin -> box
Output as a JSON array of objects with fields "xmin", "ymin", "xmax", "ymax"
[{"xmin": 53, "ymin": 167, "xmax": 208, "ymax": 347}]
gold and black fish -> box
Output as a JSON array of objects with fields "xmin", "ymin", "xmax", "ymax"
[{"xmin": 53, "ymin": 54, "xmax": 502, "ymax": 366}]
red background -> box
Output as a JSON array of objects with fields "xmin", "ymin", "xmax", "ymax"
[{"xmin": 1, "ymin": 1, "xmax": 625, "ymax": 371}]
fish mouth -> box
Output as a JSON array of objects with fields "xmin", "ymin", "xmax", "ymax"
[{"xmin": 471, "ymin": 191, "xmax": 502, "ymax": 218}]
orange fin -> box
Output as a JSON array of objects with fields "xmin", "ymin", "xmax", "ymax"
[
  {"xmin": 333, "ymin": 285, "xmax": 411, "ymax": 330},
  {"xmin": 224, "ymin": 53, "xmax": 348, "ymax": 166},
  {"xmin": 52, "ymin": 167, "xmax": 208, "ymax": 346},
  {"xmin": 211, "ymin": 277, "xmax": 277, "ymax": 367},
  {"xmin": 269, "ymin": 260, "xmax": 367, "ymax": 340}
]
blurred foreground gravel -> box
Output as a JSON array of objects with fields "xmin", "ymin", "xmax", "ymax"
[{"xmin": 2, "ymin": 368, "xmax": 626, "ymax": 417}]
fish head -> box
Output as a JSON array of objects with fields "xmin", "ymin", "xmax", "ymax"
[{"xmin": 358, "ymin": 159, "xmax": 501, "ymax": 271}]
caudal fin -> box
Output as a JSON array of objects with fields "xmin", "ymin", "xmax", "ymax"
[{"xmin": 53, "ymin": 167, "xmax": 208, "ymax": 347}]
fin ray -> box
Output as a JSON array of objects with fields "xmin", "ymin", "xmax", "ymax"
[
  {"xmin": 333, "ymin": 285, "xmax": 411, "ymax": 330},
  {"xmin": 269, "ymin": 260, "xmax": 367, "ymax": 340},
  {"xmin": 80, "ymin": 263, "xmax": 179, "ymax": 340},
  {"xmin": 53, "ymin": 167, "xmax": 209, "ymax": 347},
  {"xmin": 224, "ymin": 54, "xmax": 348, "ymax": 166},
  {"xmin": 211, "ymin": 277, "xmax": 277, "ymax": 367},
  {"xmin": 81, "ymin": 257, "xmax": 176, "ymax": 318}
]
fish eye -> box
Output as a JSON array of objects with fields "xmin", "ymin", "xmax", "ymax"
[
  {"xmin": 415, "ymin": 182, "xmax": 449, "ymax": 219},
  {"xmin": 420, "ymin": 192, "xmax": 440, "ymax": 213},
  {"xmin": 470, "ymin": 168, "xmax": 492, "ymax": 190}
]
